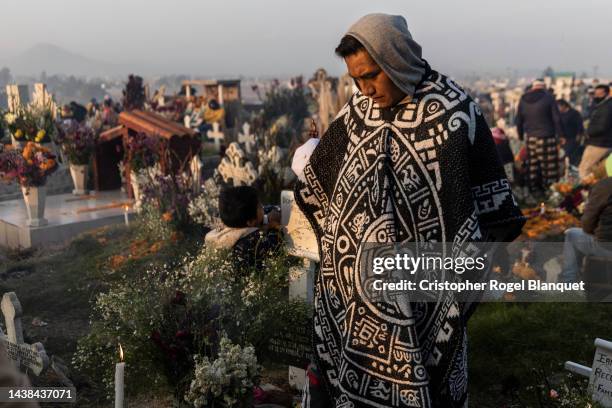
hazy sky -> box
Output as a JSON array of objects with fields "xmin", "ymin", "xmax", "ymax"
[{"xmin": 0, "ymin": 0, "xmax": 610, "ymax": 77}]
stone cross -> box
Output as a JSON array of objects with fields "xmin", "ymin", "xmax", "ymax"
[
  {"xmin": 237, "ymin": 123, "xmax": 255, "ymax": 155},
  {"xmin": 216, "ymin": 142, "xmax": 258, "ymax": 186},
  {"xmin": 207, "ymin": 122, "xmax": 225, "ymax": 152},
  {"xmin": 565, "ymin": 338, "xmax": 612, "ymax": 407},
  {"xmin": 0, "ymin": 292, "xmax": 49, "ymax": 375}
]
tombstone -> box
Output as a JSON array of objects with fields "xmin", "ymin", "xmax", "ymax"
[
  {"xmin": 6, "ymin": 85, "xmax": 30, "ymax": 113},
  {"xmin": 0, "ymin": 292, "xmax": 49, "ymax": 375},
  {"xmin": 565, "ymin": 338, "xmax": 612, "ymax": 407},
  {"xmin": 31, "ymin": 83, "xmax": 55, "ymax": 111},
  {"xmin": 207, "ymin": 122, "xmax": 224, "ymax": 152},
  {"xmin": 281, "ymin": 190, "xmax": 318, "ymax": 261},
  {"xmin": 308, "ymin": 69, "xmax": 336, "ymax": 134},
  {"xmin": 279, "ymin": 190, "xmax": 319, "ymax": 389},
  {"xmin": 216, "ymin": 142, "xmax": 258, "ymax": 186},
  {"xmin": 237, "ymin": 123, "xmax": 256, "ymax": 155}
]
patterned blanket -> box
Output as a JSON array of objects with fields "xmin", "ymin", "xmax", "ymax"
[{"xmin": 294, "ymin": 69, "xmax": 525, "ymax": 407}]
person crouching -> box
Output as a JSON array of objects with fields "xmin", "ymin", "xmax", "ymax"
[{"xmin": 205, "ymin": 186, "xmax": 281, "ymax": 273}]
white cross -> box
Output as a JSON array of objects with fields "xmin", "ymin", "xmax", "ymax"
[
  {"xmin": 237, "ymin": 123, "xmax": 255, "ymax": 154},
  {"xmin": 0, "ymin": 292, "xmax": 49, "ymax": 375},
  {"xmin": 217, "ymin": 142, "xmax": 258, "ymax": 186},
  {"xmin": 207, "ymin": 122, "xmax": 224, "ymax": 152}
]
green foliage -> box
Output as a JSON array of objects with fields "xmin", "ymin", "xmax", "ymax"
[
  {"xmin": 469, "ymin": 302, "xmax": 612, "ymax": 406},
  {"xmin": 74, "ymin": 243, "xmax": 308, "ymax": 405}
]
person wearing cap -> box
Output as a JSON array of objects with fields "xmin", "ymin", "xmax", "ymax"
[
  {"xmin": 292, "ymin": 13, "xmax": 525, "ymax": 408},
  {"xmin": 515, "ymin": 79, "xmax": 564, "ymax": 195}
]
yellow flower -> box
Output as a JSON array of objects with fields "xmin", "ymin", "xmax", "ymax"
[
  {"xmin": 4, "ymin": 113, "xmax": 16, "ymax": 125},
  {"xmin": 36, "ymin": 129, "xmax": 46, "ymax": 142},
  {"xmin": 14, "ymin": 129, "xmax": 23, "ymax": 139}
]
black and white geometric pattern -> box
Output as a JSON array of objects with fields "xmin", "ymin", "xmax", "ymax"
[{"xmin": 295, "ymin": 70, "xmax": 524, "ymax": 407}]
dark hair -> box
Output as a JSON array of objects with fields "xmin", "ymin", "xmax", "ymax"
[
  {"xmin": 335, "ymin": 35, "xmax": 365, "ymax": 58},
  {"xmin": 219, "ymin": 186, "xmax": 260, "ymax": 228},
  {"xmin": 557, "ymin": 99, "xmax": 570, "ymax": 108},
  {"xmin": 595, "ymin": 84, "xmax": 610, "ymax": 95}
]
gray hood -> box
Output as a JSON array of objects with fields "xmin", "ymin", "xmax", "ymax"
[{"xmin": 346, "ymin": 13, "xmax": 427, "ymax": 97}]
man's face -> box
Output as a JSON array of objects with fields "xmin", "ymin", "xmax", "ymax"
[
  {"xmin": 345, "ymin": 49, "xmax": 406, "ymax": 108},
  {"xmin": 594, "ymin": 88, "xmax": 608, "ymax": 100}
]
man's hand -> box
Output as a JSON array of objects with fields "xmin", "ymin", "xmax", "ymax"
[{"xmin": 560, "ymin": 137, "xmax": 566, "ymax": 146}]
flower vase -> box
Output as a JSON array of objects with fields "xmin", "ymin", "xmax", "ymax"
[
  {"xmin": 69, "ymin": 164, "xmax": 88, "ymax": 195},
  {"xmin": 21, "ymin": 186, "xmax": 48, "ymax": 227}
]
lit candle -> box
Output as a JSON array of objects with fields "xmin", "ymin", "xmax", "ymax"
[
  {"xmin": 124, "ymin": 205, "xmax": 129, "ymax": 227},
  {"xmin": 564, "ymin": 156, "xmax": 570, "ymax": 179},
  {"xmin": 115, "ymin": 344, "xmax": 125, "ymax": 408}
]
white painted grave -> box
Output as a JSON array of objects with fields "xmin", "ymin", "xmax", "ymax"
[
  {"xmin": 565, "ymin": 338, "xmax": 612, "ymax": 407},
  {"xmin": 0, "ymin": 292, "xmax": 49, "ymax": 375}
]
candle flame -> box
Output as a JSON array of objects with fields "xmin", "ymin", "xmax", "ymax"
[
  {"xmin": 124, "ymin": 204, "xmax": 129, "ymax": 212},
  {"xmin": 119, "ymin": 343, "xmax": 124, "ymax": 362}
]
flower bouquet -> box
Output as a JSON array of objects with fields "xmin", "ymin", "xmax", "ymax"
[
  {"xmin": 185, "ymin": 337, "xmax": 260, "ymax": 408},
  {"xmin": 57, "ymin": 121, "xmax": 97, "ymax": 195},
  {"xmin": 0, "ymin": 142, "xmax": 58, "ymax": 226},
  {"xmin": 4, "ymin": 105, "xmax": 56, "ymax": 147},
  {"xmin": 124, "ymin": 133, "xmax": 160, "ymax": 206}
]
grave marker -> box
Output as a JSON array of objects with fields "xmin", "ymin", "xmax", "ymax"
[
  {"xmin": 207, "ymin": 122, "xmax": 225, "ymax": 152},
  {"xmin": 0, "ymin": 292, "xmax": 49, "ymax": 375},
  {"xmin": 237, "ymin": 123, "xmax": 255, "ymax": 155},
  {"xmin": 565, "ymin": 338, "xmax": 612, "ymax": 407},
  {"xmin": 216, "ymin": 142, "xmax": 258, "ymax": 186},
  {"xmin": 279, "ymin": 190, "xmax": 319, "ymax": 389}
]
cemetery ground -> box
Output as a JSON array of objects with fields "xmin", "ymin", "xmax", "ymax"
[{"xmin": 0, "ymin": 225, "xmax": 610, "ymax": 407}]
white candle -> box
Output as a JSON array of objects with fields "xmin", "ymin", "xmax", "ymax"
[
  {"xmin": 115, "ymin": 344, "xmax": 125, "ymax": 408},
  {"xmin": 124, "ymin": 206, "xmax": 129, "ymax": 227}
]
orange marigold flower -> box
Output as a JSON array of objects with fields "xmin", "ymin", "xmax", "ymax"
[
  {"xmin": 162, "ymin": 212, "xmax": 173, "ymax": 222},
  {"xmin": 109, "ymin": 255, "xmax": 126, "ymax": 269}
]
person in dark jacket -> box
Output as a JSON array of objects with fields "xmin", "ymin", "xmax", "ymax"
[
  {"xmin": 515, "ymin": 79, "xmax": 564, "ymax": 193},
  {"xmin": 204, "ymin": 186, "xmax": 281, "ymax": 273},
  {"xmin": 579, "ymin": 84, "xmax": 612, "ymax": 178},
  {"xmin": 557, "ymin": 99, "xmax": 585, "ymax": 166},
  {"xmin": 559, "ymin": 161, "xmax": 612, "ymax": 282}
]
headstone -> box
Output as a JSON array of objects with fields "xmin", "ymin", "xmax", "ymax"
[
  {"xmin": 216, "ymin": 142, "xmax": 258, "ymax": 186},
  {"xmin": 281, "ymin": 190, "xmax": 319, "ymax": 261},
  {"xmin": 237, "ymin": 123, "xmax": 255, "ymax": 155},
  {"xmin": 207, "ymin": 122, "xmax": 224, "ymax": 152},
  {"xmin": 565, "ymin": 338, "xmax": 612, "ymax": 407},
  {"xmin": 280, "ymin": 190, "xmax": 319, "ymax": 389},
  {"xmin": 6, "ymin": 85, "xmax": 29, "ymax": 113},
  {"xmin": 0, "ymin": 292, "xmax": 49, "ymax": 375},
  {"xmin": 31, "ymin": 83, "xmax": 54, "ymax": 111}
]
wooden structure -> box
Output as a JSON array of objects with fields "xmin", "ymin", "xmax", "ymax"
[
  {"xmin": 181, "ymin": 79, "xmax": 241, "ymax": 104},
  {"xmin": 94, "ymin": 110, "xmax": 200, "ymax": 194}
]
